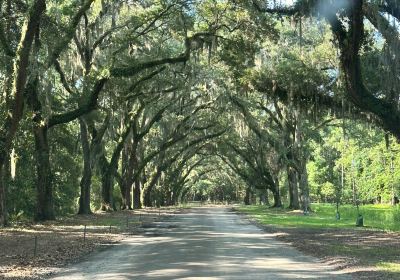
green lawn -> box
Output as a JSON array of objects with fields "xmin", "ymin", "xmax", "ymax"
[
  {"xmin": 239, "ymin": 203, "xmax": 400, "ymax": 231},
  {"xmin": 377, "ymin": 262, "xmax": 400, "ymax": 273},
  {"xmin": 239, "ymin": 203, "xmax": 400, "ymax": 277}
]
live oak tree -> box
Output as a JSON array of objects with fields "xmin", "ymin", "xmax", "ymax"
[
  {"xmin": 1, "ymin": 0, "xmax": 400, "ymax": 225},
  {"xmin": 253, "ymin": 0, "xmax": 400, "ymax": 139}
]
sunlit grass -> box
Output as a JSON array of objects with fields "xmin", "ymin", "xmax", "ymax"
[
  {"xmin": 239, "ymin": 203, "xmax": 400, "ymax": 231},
  {"xmin": 377, "ymin": 262, "xmax": 400, "ymax": 273}
]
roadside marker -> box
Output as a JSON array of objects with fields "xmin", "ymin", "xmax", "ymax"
[
  {"xmin": 34, "ymin": 236, "xmax": 38, "ymax": 257},
  {"xmin": 83, "ymin": 225, "xmax": 87, "ymax": 243}
]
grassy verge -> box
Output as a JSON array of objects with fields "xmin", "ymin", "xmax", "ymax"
[
  {"xmin": 377, "ymin": 262, "xmax": 400, "ymax": 273},
  {"xmin": 238, "ymin": 203, "xmax": 400, "ymax": 280},
  {"xmin": 239, "ymin": 203, "xmax": 400, "ymax": 231}
]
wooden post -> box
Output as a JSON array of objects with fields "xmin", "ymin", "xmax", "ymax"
[
  {"xmin": 34, "ymin": 236, "xmax": 38, "ymax": 257},
  {"xmin": 109, "ymin": 225, "xmax": 112, "ymax": 233},
  {"xmin": 83, "ymin": 225, "xmax": 87, "ymax": 243}
]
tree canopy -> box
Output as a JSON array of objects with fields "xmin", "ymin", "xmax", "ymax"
[{"xmin": 0, "ymin": 0, "xmax": 399, "ymax": 225}]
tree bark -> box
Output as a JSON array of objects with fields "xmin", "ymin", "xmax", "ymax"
[
  {"xmin": 133, "ymin": 179, "xmax": 142, "ymax": 209},
  {"xmin": 78, "ymin": 118, "xmax": 92, "ymax": 214},
  {"xmin": 298, "ymin": 161, "xmax": 310, "ymax": 211},
  {"xmin": 120, "ymin": 142, "xmax": 129, "ymax": 210},
  {"xmin": 272, "ymin": 191, "xmax": 282, "ymax": 208},
  {"xmin": 25, "ymin": 74, "xmax": 55, "ymax": 221},
  {"xmin": 143, "ymin": 167, "xmax": 162, "ymax": 207},
  {"xmin": 120, "ymin": 138, "xmax": 139, "ymax": 210},
  {"xmin": 244, "ymin": 187, "xmax": 251, "ymax": 205},
  {"xmin": 259, "ymin": 190, "xmax": 269, "ymax": 205},
  {"xmin": 271, "ymin": 176, "xmax": 282, "ymax": 208},
  {"xmin": 0, "ymin": 164, "xmax": 7, "ymax": 226},
  {"xmin": 294, "ymin": 107, "xmax": 310, "ymax": 211},
  {"xmin": 100, "ymin": 122, "xmax": 133, "ymax": 211},
  {"xmin": 99, "ymin": 154, "xmax": 113, "ymax": 211},
  {"xmin": 0, "ymin": 0, "xmax": 46, "ymax": 226},
  {"xmin": 33, "ymin": 125, "xmax": 55, "ymax": 221},
  {"xmin": 120, "ymin": 136, "xmax": 131, "ymax": 210},
  {"xmin": 288, "ymin": 166, "xmax": 300, "ymax": 209}
]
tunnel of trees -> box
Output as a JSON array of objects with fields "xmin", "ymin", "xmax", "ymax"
[{"xmin": 0, "ymin": 0, "xmax": 400, "ymax": 226}]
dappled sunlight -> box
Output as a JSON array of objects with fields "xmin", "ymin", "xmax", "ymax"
[{"xmin": 49, "ymin": 207, "xmax": 349, "ymax": 280}]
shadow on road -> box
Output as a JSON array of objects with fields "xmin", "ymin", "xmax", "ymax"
[{"xmin": 50, "ymin": 207, "xmax": 351, "ymax": 280}]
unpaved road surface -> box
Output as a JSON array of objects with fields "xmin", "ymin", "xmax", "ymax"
[{"xmin": 49, "ymin": 207, "xmax": 350, "ymax": 279}]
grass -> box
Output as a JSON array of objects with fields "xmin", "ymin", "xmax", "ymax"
[
  {"xmin": 377, "ymin": 262, "xmax": 400, "ymax": 273},
  {"xmin": 239, "ymin": 203, "xmax": 400, "ymax": 278},
  {"xmin": 239, "ymin": 203, "xmax": 400, "ymax": 231}
]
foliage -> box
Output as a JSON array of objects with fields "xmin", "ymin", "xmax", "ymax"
[{"xmin": 1, "ymin": 0, "xmax": 400, "ymax": 224}]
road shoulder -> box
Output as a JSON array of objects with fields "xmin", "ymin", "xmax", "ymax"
[{"xmin": 233, "ymin": 206, "xmax": 400, "ymax": 280}]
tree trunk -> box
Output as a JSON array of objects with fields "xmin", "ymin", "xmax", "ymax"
[
  {"xmin": 120, "ymin": 139, "xmax": 132, "ymax": 210},
  {"xmin": 244, "ymin": 187, "xmax": 251, "ymax": 205},
  {"xmin": 272, "ymin": 190, "xmax": 282, "ymax": 208},
  {"xmin": 101, "ymin": 170, "xmax": 113, "ymax": 211},
  {"xmin": 143, "ymin": 187, "xmax": 152, "ymax": 207},
  {"xmin": 78, "ymin": 118, "xmax": 92, "ymax": 214},
  {"xmin": 119, "ymin": 179, "xmax": 127, "ymax": 209},
  {"xmin": 100, "ymin": 121, "xmax": 134, "ymax": 211},
  {"xmin": 143, "ymin": 167, "xmax": 162, "ymax": 207},
  {"xmin": 271, "ymin": 176, "xmax": 282, "ymax": 208},
  {"xmin": 26, "ymin": 75, "xmax": 55, "ymax": 221},
  {"xmin": 298, "ymin": 160, "xmax": 310, "ymax": 212},
  {"xmin": 180, "ymin": 188, "xmax": 190, "ymax": 204},
  {"xmin": 121, "ymin": 138, "xmax": 138, "ymax": 210},
  {"xmin": 288, "ymin": 166, "xmax": 300, "ymax": 209},
  {"xmin": 133, "ymin": 179, "xmax": 142, "ymax": 209},
  {"xmin": 0, "ymin": 0, "xmax": 46, "ymax": 226},
  {"xmin": 171, "ymin": 192, "xmax": 177, "ymax": 206},
  {"xmin": 100, "ymin": 155, "xmax": 113, "ymax": 211},
  {"xmin": 124, "ymin": 181, "xmax": 132, "ymax": 210},
  {"xmin": 131, "ymin": 139, "xmax": 141, "ymax": 209},
  {"xmin": 34, "ymin": 125, "xmax": 55, "ymax": 221},
  {"xmin": 0, "ymin": 164, "xmax": 7, "ymax": 226},
  {"xmin": 259, "ymin": 191, "xmax": 267, "ymax": 205},
  {"xmin": 294, "ymin": 108, "xmax": 310, "ymax": 212},
  {"xmin": 120, "ymin": 134, "xmax": 129, "ymax": 210}
]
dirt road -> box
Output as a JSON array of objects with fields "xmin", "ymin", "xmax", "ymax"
[{"xmin": 49, "ymin": 207, "xmax": 350, "ymax": 279}]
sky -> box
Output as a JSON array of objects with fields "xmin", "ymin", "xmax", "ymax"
[{"xmin": 272, "ymin": 0, "xmax": 295, "ymax": 6}]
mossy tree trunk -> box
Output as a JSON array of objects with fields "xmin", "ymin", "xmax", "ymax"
[
  {"xmin": 121, "ymin": 138, "xmax": 138, "ymax": 210},
  {"xmin": 100, "ymin": 122, "xmax": 133, "ymax": 211},
  {"xmin": 271, "ymin": 175, "xmax": 282, "ymax": 208},
  {"xmin": 133, "ymin": 179, "xmax": 142, "ymax": 209},
  {"xmin": 0, "ymin": 164, "xmax": 7, "ymax": 226},
  {"xmin": 244, "ymin": 187, "xmax": 251, "ymax": 205},
  {"xmin": 33, "ymin": 125, "xmax": 55, "ymax": 221},
  {"xmin": 0, "ymin": 0, "xmax": 46, "ymax": 226},
  {"xmin": 120, "ymin": 141, "xmax": 130, "ymax": 210},
  {"xmin": 143, "ymin": 167, "xmax": 162, "ymax": 207},
  {"xmin": 288, "ymin": 166, "xmax": 300, "ymax": 209},
  {"xmin": 100, "ymin": 163, "xmax": 114, "ymax": 211},
  {"xmin": 78, "ymin": 118, "xmax": 92, "ymax": 214}
]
